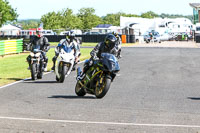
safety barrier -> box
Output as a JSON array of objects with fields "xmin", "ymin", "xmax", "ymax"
[
  {"xmin": 0, "ymin": 35, "xmax": 136, "ymax": 43},
  {"xmin": 0, "ymin": 39, "xmax": 23, "ymax": 56},
  {"xmin": 121, "ymin": 35, "xmax": 127, "ymax": 43}
]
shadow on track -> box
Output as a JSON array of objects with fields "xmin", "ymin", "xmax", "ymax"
[
  {"xmin": 48, "ymin": 95, "xmax": 95, "ymax": 99},
  {"xmin": 23, "ymin": 80, "xmax": 58, "ymax": 84},
  {"xmin": 187, "ymin": 97, "xmax": 200, "ymax": 100},
  {"xmin": 0, "ymin": 78, "xmax": 24, "ymax": 80}
]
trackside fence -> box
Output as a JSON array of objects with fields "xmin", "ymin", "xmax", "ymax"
[{"xmin": 0, "ymin": 39, "xmax": 23, "ymax": 56}]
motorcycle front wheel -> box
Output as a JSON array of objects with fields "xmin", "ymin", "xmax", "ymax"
[
  {"xmin": 31, "ymin": 63, "xmax": 37, "ymax": 80},
  {"xmin": 59, "ymin": 65, "xmax": 67, "ymax": 83},
  {"xmin": 37, "ymin": 64, "xmax": 43, "ymax": 79},
  {"xmin": 75, "ymin": 81, "xmax": 86, "ymax": 96},
  {"xmin": 95, "ymin": 76, "xmax": 111, "ymax": 99}
]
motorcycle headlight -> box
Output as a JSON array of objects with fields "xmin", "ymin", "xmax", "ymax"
[
  {"xmin": 35, "ymin": 53, "xmax": 40, "ymax": 57},
  {"xmin": 30, "ymin": 52, "xmax": 34, "ymax": 57}
]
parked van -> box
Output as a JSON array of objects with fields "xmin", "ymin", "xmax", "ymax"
[
  {"xmin": 42, "ymin": 30, "xmax": 55, "ymax": 35},
  {"xmin": 60, "ymin": 30, "xmax": 82, "ymax": 35}
]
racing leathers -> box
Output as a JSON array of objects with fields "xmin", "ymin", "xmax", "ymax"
[
  {"xmin": 51, "ymin": 39, "xmax": 79, "ymax": 70},
  {"xmin": 79, "ymin": 41, "xmax": 118, "ymax": 79},
  {"xmin": 26, "ymin": 35, "xmax": 50, "ymax": 71}
]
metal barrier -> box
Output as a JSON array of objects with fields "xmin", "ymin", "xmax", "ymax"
[
  {"xmin": 0, "ymin": 39, "xmax": 23, "ymax": 56},
  {"xmin": 0, "ymin": 35, "xmax": 136, "ymax": 43}
]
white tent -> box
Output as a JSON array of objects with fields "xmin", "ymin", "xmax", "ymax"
[{"xmin": 0, "ymin": 24, "xmax": 21, "ymax": 35}]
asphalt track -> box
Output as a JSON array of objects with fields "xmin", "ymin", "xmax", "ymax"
[{"xmin": 1, "ymin": 47, "xmax": 200, "ymax": 133}]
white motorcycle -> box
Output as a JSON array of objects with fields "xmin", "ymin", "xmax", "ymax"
[{"xmin": 55, "ymin": 43, "xmax": 75, "ymax": 83}]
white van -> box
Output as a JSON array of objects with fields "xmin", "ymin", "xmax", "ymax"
[
  {"xmin": 60, "ymin": 30, "xmax": 82, "ymax": 35},
  {"xmin": 42, "ymin": 30, "xmax": 55, "ymax": 35}
]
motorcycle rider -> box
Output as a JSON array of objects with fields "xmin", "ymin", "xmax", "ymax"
[
  {"xmin": 112, "ymin": 31, "xmax": 122, "ymax": 58},
  {"xmin": 51, "ymin": 31, "xmax": 80, "ymax": 71},
  {"xmin": 26, "ymin": 30, "xmax": 50, "ymax": 72},
  {"xmin": 77, "ymin": 34, "xmax": 118, "ymax": 80}
]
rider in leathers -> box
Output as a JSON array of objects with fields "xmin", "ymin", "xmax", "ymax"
[
  {"xmin": 112, "ymin": 31, "xmax": 122, "ymax": 58},
  {"xmin": 51, "ymin": 31, "xmax": 79, "ymax": 71},
  {"xmin": 27, "ymin": 30, "xmax": 50, "ymax": 71},
  {"xmin": 77, "ymin": 34, "xmax": 118, "ymax": 80}
]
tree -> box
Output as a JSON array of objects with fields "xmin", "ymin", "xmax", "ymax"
[
  {"xmin": 41, "ymin": 11, "xmax": 62, "ymax": 30},
  {"xmin": 141, "ymin": 11, "xmax": 158, "ymax": 19},
  {"xmin": 103, "ymin": 12, "xmax": 125, "ymax": 26},
  {"xmin": 78, "ymin": 8, "xmax": 103, "ymax": 29},
  {"xmin": 103, "ymin": 12, "xmax": 140, "ymax": 26},
  {"xmin": 17, "ymin": 19, "xmax": 40, "ymax": 29},
  {"xmin": 159, "ymin": 13, "xmax": 193, "ymax": 22},
  {"xmin": 41, "ymin": 8, "xmax": 82, "ymax": 30},
  {"xmin": 61, "ymin": 8, "xmax": 82, "ymax": 30},
  {"xmin": 0, "ymin": 0, "xmax": 18, "ymax": 27}
]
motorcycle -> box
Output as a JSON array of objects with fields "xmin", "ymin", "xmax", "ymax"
[
  {"xmin": 75, "ymin": 53, "xmax": 120, "ymax": 98},
  {"xmin": 116, "ymin": 43, "xmax": 122, "ymax": 59},
  {"xmin": 28, "ymin": 45, "xmax": 45, "ymax": 80},
  {"xmin": 55, "ymin": 43, "xmax": 76, "ymax": 83}
]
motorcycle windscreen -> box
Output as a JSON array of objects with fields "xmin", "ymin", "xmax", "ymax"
[
  {"xmin": 101, "ymin": 53, "xmax": 120, "ymax": 72},
  {"xmin": 59, "ymin": 42, "xmax": 73, "ymax": 53},
  {"xmin": 32, "ymin": 44, "xmax": 41, "ymax": 52}
]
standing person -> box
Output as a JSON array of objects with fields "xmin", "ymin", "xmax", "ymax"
[
  {"xmin": 26, "ymin": 30, "xmax": 50, "ymax": 71},
  {"xmin": 149, "ymin": 32, "xmax": 154, "ymax": 43},
  {"xmin": 112, "ymin": 31, "xmax": 122, "ymax": 58}
]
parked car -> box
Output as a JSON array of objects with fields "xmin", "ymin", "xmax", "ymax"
[
  {"xmin": 42, "ymin": 30, "xmax": 55, "ymax": 35},
  {"xmin": 144, "ymin": 31, "xmax": 161, "ymax": 43},
  {"xmin": 60, "ymin": 30, "xmax": 82, "ymax": 35},
  {"xmin": 83, "ymin": 32, "xmax": 101, "ymax": 35}
]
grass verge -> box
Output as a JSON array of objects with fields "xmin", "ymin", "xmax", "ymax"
[
  {"xmin": 0, "ymin": 48, "xmax": 92, "ymax": 87},
  {"xmin": 50, "ymin": 42, "xmax": 137, "ymax": 47}
]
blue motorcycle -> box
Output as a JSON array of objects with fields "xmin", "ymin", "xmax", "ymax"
[{"xmin": 75, "ymin": 53, "xmax": 120, "ymax": 98}]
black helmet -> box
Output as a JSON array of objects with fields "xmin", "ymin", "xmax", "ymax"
[
  {"xmin": 112, "ymin": 31, "xmax": 119, "ymax": 39},
  {"xmin": 36, "ymin": 30, "xmax": 42, "ymax": 37},
  {"xmin": 104, "ymin": 34, "xmax": 117, "ymax": 49},
  {"xmin": 112, "ymin": 31, "xmax": 117, "ymax": 36}
]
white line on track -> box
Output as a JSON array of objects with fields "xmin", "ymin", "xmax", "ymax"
[
  {"xmin": 0, "ymin": 71, "xmax": 52, "ymax": 90},
  {"xmin": 0, "ymin": 60, "xmax": 85, "ymax": 89},
  {"xmin": 0, "ymin": 116, "xmax": 200, "ymax": 128}
]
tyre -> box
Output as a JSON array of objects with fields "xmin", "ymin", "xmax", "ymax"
[
  {"xmin": 37, "ymin": 72, "xmax": 42, "ymax": 79},
  {"xmin": 31, "ymin": 63, "xmax": 37, "ymax": 80},
  {"xmin": 37, "ymin": 65, "xmax": 43, "ymax": 79},
  {"xmin": 59, "ymin": 65, "xmax": 67, "ymax": 83},
  {"xmin": 56, "ymin": 76, "xmax": 59, "ymax": 82},
  {"xmin": 95, "ymin": 76, "xmax": 111, "ymax": 99},
  {"xmin": 75, "ymin": 82, "xmax": 86, "ymax": 96}
]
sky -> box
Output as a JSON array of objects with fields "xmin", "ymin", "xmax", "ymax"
[{"xmin": 7, "ymin": 0, "xmax": 200, "ymax": 19}]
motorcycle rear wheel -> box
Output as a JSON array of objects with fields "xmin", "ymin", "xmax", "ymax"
[{"xmin": 95, "ymin": 77, "xmax": 111, "ymax": 99}]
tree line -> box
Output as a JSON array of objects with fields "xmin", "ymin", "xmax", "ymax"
[{"xmin": 0, "ymin": 0, "xmax": 193, "ymax": 30}]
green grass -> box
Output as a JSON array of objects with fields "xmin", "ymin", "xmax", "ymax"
[
  {"xmin": 50, "ymin": 42, "xmax": 59, "ymax": 46},
  {"xmin": 0, "ymin": 48, "xmax": 92, "ymax": 86},
  {"xmin": 81, "ymin": 43, "xmax": 97, "ymax": 47},
  {"xmin": 50, "ymin": 42, "xmax": 136, "ymax": 47},
  {"xmin": 50, "ymin": 42, "xmax": 97, "ymax": 47}
]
